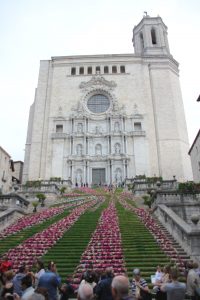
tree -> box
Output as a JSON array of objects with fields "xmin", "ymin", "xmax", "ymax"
[
  {"xmin": 142, "ymin": 194, "xmax": 153, "ymax": 208},
  {"xmin": 32, "ymin": 201, "xmax": 39, "ymax": 213},
  {"xmin": 60, "ymin": 186, "xmax": 66, "ymax": 196},
  {"xmin": 36, "ymin": 193, "xmax": 46, "ymax": 207}
]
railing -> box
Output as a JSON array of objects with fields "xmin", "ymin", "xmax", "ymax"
[
  {"xmin": 154, "ymin": 203, "xmax": 200, "ymax": 263},
  {"xmin": 0, "ymin": 193, "xmax": 29, "ymax": 209}
]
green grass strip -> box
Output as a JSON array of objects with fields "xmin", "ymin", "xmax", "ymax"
[
  {"xmin": 0, "ymin": 209, "xmax": 72, "ymax": 255},
  {"xmin": 116, "ymin": 201, "xmax": 170, "ymax": 283},
  {"xmin": 41, "ymin": 200, "xmax": 109, "ymax": 281}
]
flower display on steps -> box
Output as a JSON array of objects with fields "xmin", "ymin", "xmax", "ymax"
[
  {"xmin": 5, "ymin": 200, "xmax": 97, "ymax": 271},
  {"xmin": 118, "ymin": 196, "xmax": 185, "ymax": 270},
  {"xmin": 71, "ymin": 201, "xmax": 126, "ymax": 286},
  {"xmin": 0, "ymin": 200, "xmax": 87, "ymax": 239}
]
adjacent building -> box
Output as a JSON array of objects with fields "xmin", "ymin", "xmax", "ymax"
[
  {"xmin": 189, "ymin": 130, "xmax": 200, "ymax": 182},
  {"xmin": 0, "ymin": 146, "xmax": 14, "ymax": 193},
  {"xmin": 23, "ymin": 15, "xmax": 192, "ymax": 186}
]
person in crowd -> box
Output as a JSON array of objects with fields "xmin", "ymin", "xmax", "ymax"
[
  {"xmin": 59, "ymin": 281, "xmax": 74, "ymax": 300},
  {"xmin": 35, "ymin": 287, "xmax": 49, "ymax": 300},
  {"xmin": 13, "ymin": 264, "xmax": 28, "ymax": 297},
  {"xmin": 155, "ymin": 266, "xmax": 163, "ymax": 282},
  {"xmin": 154, "ymin": 265, "xmax": 171, "ymax": 300},
  {"xmin": 0, "ymin": 270, "xmax": 14, "ymax": 299},
  {"xmin": 94, "ymin": 267, "xmax": 114, "ymax": 300},
  {"xmin": 111, "ymin": 275, "xmax": 133, "ymax": 300},
  {"xmin": 131, "ymin": 268, "xmax": 151, "ymax": 300},
  {"xmin": 21, "ymin": 274, "xmax": 35, "ymax": 300},
  {"xmin": 77, "ymin": 282, "xmax": 93, "ymax": 300},
  {"xmin": 161, "ymin": 267, "xmax": 186, "ymax": 300},
  {"xmin": 0, "ymin": 256, "xmax": 12, "ymax": 285},
  {"xmin": 193, "ymin": 262, "xmax": 200, "ymax": 278},
  {"xmin": 27, "ymin": 292, "xmax": 45, "ymax": 300},
  {"xmin": 38, "ymin": 261, "xmax": 61, "ymax": 300},
  {"xmin": 186, "ymin": 261, "xmax": 200, "ymax": 300},
  {"xmin": 80, "ymin": 270, "xmax": 96, "ymax": 289},
  {"xmin": 32, "ymin": 259, "xmax": 45, "ymax": 288}
]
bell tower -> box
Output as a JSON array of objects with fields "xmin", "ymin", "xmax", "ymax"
[{"xmin": 132, "ymin": 15, "xmax": 170, "ymax": 56}]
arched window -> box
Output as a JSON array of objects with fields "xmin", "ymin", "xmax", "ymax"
[
  {"xmin": 140, "ymin": 32, "xmax": 144, "ymax": 49},
  {"xmin": 151, "ymin": 28, "xmax": 157, "ymax": 45},
  {"xmin": 104, "ymin": 66, "xmax": 109, "ymax": 73},
  {"xmin": 88, "ymin": 67, "xmax": 92, "ymax": 74},
  {"xmin": 76, "ymin": 144, "xmax": 83, "ymax": 156},
  {"xmin": 71, "ymin": 67, "xmax": 76, "ymax": 75},
  {"xmin": 120, "ymin": 66, "xmax": 125, "ymax": 73},
  {"xmin": 112, "ymin": 66, "xmax": 117, "ymax": 73},
  {"xmin": 95, "ymin": 144, "xmax": 102, "ymax": 155},
  {"xmin": 79, "ymin": 67, "xmax": 84, "ymax": 75},
  {"xmin": 96, "ymin": 66, "xmax": 100, "ymax": 74}
]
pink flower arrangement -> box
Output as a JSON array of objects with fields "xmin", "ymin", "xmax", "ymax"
[
  {"xmin": 0, "ymin": 201, "xmax": 85, "ymax": 239},
  {"xmin": 5, "ymin": 200, "xmax": 97, "ymax": 271},
  {"xmin": 71, "ymin": 202, "xmax": 126, "ymax": 285}
]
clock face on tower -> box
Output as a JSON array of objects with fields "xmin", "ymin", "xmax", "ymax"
[{"xmin": 87, "ymin": 94, "xmax": 110, "ymax": 113}]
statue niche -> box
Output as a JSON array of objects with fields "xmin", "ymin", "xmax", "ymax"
[
  {"xmin": 95, "ymin": 144, "xmax": 102, "ymax": 156},
  {"xmin": 114, "ymin": 143, "xmax": 121, "ymax": 154}
]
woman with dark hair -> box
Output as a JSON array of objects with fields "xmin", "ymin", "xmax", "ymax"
[
  {"xmin": 31, "ymin": 260, "xmax": 45, "ymax": 288},
  {"xmin": 1, "ymin": 271, "xmax": 14, "ymax": 299}
]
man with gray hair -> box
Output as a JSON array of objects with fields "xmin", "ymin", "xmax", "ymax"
[
  {"xmin": 77, "ymin": 282, "xmax": 93, "ymax": 300},
  {"xmin": 111, "ymin": 275, "xmax": 133, "ymax": 300}
]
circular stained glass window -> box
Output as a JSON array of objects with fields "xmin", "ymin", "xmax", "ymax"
[{"xmin": 87, "ymin": 94, "xmax": 110, "ymax": 113}]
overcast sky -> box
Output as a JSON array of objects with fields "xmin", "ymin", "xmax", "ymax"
[{"xmin": 0, "ymin": 0, "xmax": 199, "ymax": 161}]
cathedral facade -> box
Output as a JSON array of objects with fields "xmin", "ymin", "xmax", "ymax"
[{"xmin": 23, "ymin": 15, "xmax": 192, "ymax": 186}]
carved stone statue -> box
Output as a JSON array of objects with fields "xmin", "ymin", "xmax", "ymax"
[
  {"xmin": 77, "ymin": 123, "xmax": 83, "ymax": 133},
  {"xmin": 115, "ymin": 143, "xmax": 121, "ymax": 154},
  {"xmin": 114, "ymin": 122, "xmax": 120, "ymax": 132}
]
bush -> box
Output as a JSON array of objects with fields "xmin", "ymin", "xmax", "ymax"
[{"xmin": 178, "ymin": 182, "xmax": 200, "ymax": 194}]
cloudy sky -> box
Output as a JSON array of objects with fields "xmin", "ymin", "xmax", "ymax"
[{"xmin": 0, "ymin": 0, "xmax": 199, "ymax": 161}]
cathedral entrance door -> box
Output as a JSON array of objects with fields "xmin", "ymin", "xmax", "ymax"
[{"xmin": 92, "ymin": 168, "xmax": 105, "ymax": 185}]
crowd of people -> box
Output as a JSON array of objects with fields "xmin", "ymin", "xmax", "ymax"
[{"xmin": 1, "ymin": 255, "xmax": 200, "ymax": 300}]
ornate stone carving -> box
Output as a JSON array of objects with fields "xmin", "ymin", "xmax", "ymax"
[{"xmin": 79, "ymin": 75, "xmax": 117, "ymax": 90}]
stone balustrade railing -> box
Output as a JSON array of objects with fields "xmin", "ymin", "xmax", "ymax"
[
  {"xmin": 0, "ymin": 194, "xmax": 29, "ymax": 210},
  {"xmin": 153, "ymin": 194, "xmax": 200, "ymax": 263}
]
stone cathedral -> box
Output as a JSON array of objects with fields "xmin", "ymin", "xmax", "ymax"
[{"xmin": 23, "ymin": 15, "xmax": 192, "ymax": 186}]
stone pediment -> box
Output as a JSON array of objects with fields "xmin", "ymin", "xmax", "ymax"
[{"xmin": 79, "ymin": 76, "xmax": 117, "ymax": 90}]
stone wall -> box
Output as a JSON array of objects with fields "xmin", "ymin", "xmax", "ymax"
[
  {"xmin": 153, "ymin": 192, "xmax": 200, "ymax": 263},
  {"xmin": 0, "ymin": 208, "xmax": 27, "ymax": 232}
]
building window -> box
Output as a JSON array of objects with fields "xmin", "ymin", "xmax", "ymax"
[
  {"xmin": 120, "ymin": 66, "xmax": 125, "ymax": 73},
  {"xmin": 71, "ymin": 67, "xmax": 76, "ymax": 75},
  {"xmin": 87, "ymin": 94, "xmax": 110, "ymax": 113},
  {"xmin": 79, "ymin": 67, "xmax": 84, "ymax": 75},
  {"xmin": 56, "ymin": 125, "xmax": 63, "ymax": 133},
  {"xmin": 104, "ymin": 66, "xmax": 109, "ymax": 74},
  {"xmin": 112, "ymin": 66, "xmax": 117, "ymax": 73},
  {"xmin": 88, "ymin": 67, "xmax": 92, "ymax": 74},
  {"xmin": 96, "ymin": 66, "xmax": 100, "ymax": 74},
  {"xmin": 151, "ymin": 28, "xmax": 157, "ymax": 45},
  {"xmin": 134, "ymin": 122, "xmax": 142, "ymax": 131}
]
